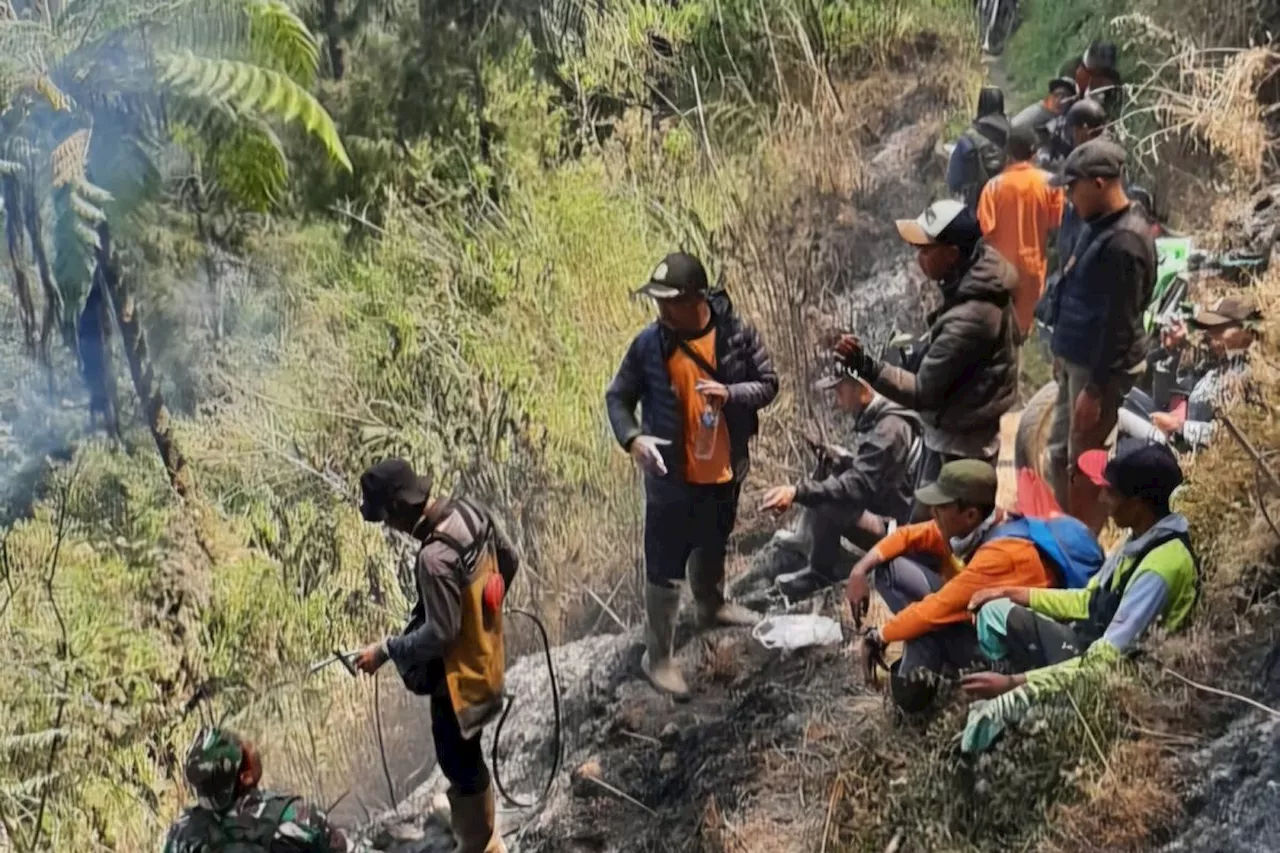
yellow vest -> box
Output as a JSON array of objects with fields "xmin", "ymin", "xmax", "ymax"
[{"xmin": 440, "ymin": 521, "xmax": 506, "ymax": 740}]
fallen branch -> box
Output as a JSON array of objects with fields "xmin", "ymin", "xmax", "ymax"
[
  {"xmin": 618, "ymin": 730, "xmax": 660, "ymax": 747},
  {"xmin": 580, "ymin": 775, "xmax": 657, "ymax": 817},
  {"xmin": 1219, "ymin": 413, "xmax": 1280, "ymax": 491},
  {"xmin": 884, "ymin": 830, "xmax": 905, "ymax": 853},
  {"xmin": 819, "ymin": 776, "xmax": 842, "ymax": 853},
  {"xmin": 1162, "ymin": 665, "xmax": 1280, "ymax": 718}
]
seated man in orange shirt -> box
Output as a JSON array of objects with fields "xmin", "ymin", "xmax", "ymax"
[
  {"xmin": 977, "ymin": 125, "xmax": 1064, "ymax": 338},
  {"xmin": 845, "ymin": 460, "xmax": 1056, "ymax": 712}
]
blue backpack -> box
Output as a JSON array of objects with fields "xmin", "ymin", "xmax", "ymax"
[{"xmin": 988, "ymin": 514, "xmax": 1104, "ymax": 589}]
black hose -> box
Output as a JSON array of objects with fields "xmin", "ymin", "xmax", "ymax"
[{"xmin": 491, "ymin": 608, "xmax": 562, "ymax": 809}]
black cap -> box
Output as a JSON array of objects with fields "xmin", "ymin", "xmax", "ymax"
[
  {"xmin": 1079, "ymin": 444, "xmax": 1183, "ymax": 510},
  {"xmin": 1048, "ymin": 77, "xmax": 1078, "ymax": 96},
  {"xmin": 632, "ymin": 252, "xmax": 710, "ymax": 300},
  {"xmin": 359, "ymin": 458, "xmax": 432, "ymax": 522},
  {"xmin": 813, "ymin": 360, "xmax": 862, "ymax": 391},
  {"xmin": 1007, "ymin": 125, "xmax": 1038, "ymax": 161},
  {"xmin": 1065, "ymin": 97, "xmax": 1108, "ymax": 129},
  {"xmin": 1050, "ymin": 138, "xmax": 1126, "ymax": 187}
]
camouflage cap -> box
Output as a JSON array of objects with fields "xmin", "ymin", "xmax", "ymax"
[{"xmin": 183, "ymin": 728, "xmax": 246, "ymax": 812}]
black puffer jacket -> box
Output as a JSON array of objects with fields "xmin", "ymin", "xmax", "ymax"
[
  {"xmin": 605, "ymin": 290, "xmax": 778, "ymax": 482},
  {"xmin": 872, "ymin": 242, "xmax": 1019, "ymax": 452}
]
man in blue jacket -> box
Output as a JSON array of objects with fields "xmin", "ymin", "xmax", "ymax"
[
  {"xmin": 606, "ymin": 252, "xmax": 778, "ymax": 697},
  {"xmin": 1047, "ymin": 140, "xmax": 1156, "ymax": 534}
]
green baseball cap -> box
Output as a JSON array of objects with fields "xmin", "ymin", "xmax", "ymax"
[{"xmin": 914, "ymin": 459, "xmax": 998, "ymax": 507}]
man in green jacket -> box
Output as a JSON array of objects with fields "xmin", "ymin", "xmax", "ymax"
[{"xmin": 959, "ymin": 443, "xmax": 1197, "ymax": 752}]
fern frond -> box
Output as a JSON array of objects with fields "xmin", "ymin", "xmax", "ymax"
[
  {"xmin": 50, "ymin": 128, "xmax": 90, "ymax": 187},
  {"xmin": 75, "ymin": 178, "xmax": 113, "ymax": 204},
  {"xmin": 157, "ymin": 52, "xmax": 351, "ymax": 172},
  {"xmin": 208, "ymin": 120, "xmax": 288, "ymax": 212},
  {"xmin": 73, "ymin": 219, "xmax": 100, "ymax": 248},
  {"xmin": 0, "ymin": 770, "xmax": 61, "ymax": 800},
  {"xmin": 34, "ymin": 74, "xmax": 70, "ymax": 110},
  {"xmin": 0, "ymin": 728, "xmax": 69, "ymax": 753},
  {"xmin": 0, "ymin": 20, "xmax": 58, "ymax": 70},
  {"xmin": 140, "ymin": 0, "xmax": 319, "ymax": 85},
  {"xmin": 243, "ymin": 0, "xmax": 319, "ymax": 85},
  {"xmin": 69, "ymin": 189, "xmax": 106, "ymax": 223}
]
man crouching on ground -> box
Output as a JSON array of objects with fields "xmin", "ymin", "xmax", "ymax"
[
  {"xmin": 353, "ymin": 458, "xmax": 519, "ymax": 853},
  {"xmin": 606, "ymin": 252, "xmax": 778, "ymax": 698},
  {"xmin": 845, "ymin": 460, "xmax": 1055, "ymax": 712}
]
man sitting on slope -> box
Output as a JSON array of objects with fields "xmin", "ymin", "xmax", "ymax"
[
  {"xmin": 846, "ymin": 460, "xmax": 1056, "ymax": 713},
  {"xmin": 960, "ymin": 443, "xmax": 1197, "ymax": 753}
]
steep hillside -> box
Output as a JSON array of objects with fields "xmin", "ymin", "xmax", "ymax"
[{"xmin": 0, "ymin": 1, "xmax": 979, "ymax": 849}]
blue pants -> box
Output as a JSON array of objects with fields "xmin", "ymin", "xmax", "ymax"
[{"xmin": 643, "ymin": 478, "xmax": 739, "ymax": 588}]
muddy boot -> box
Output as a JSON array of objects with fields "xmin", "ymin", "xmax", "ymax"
[
  {"xmin": 642, "ymin": 583, "xmax": 688, "ymax": 697},
  {"xmin": 689, "ymin": 550, "xmax": 761, "ymax": 629},
  {"xmin": 448, "ymin": 785, "xmax": 506, "ymax": 853}
]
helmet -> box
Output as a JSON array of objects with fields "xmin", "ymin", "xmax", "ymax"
[
  {"xmin": 1065, "ymin": 98, "xmax": 1108, "ymax": 129},
  {"xmin": 183, "ymin": 728, "xmax": 246, "ymax": 812}
]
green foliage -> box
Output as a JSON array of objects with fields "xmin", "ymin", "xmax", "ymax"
[
  {"xmin": 159, "ymin": 52, "xmax": 351, "ymax": 172},
  {"xmin": 1002, "ymin": 0, "xmax": 1130, "ymax": 103}
]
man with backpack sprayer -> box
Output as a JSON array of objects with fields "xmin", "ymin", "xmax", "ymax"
[
  {"xmin": 164, "ymin": 728, "xmax": 348, "ymax": 852},
  {"xmin": 352, "ymin": 459, "xmax": 520, "ymax": 853},
  {"xmin": 845, "ymin": 460, "xmax": 1101, "ymax": 713},
  {"xmin": 961, "ymin": 443, "xmax": 1197, "ymax": 753}
]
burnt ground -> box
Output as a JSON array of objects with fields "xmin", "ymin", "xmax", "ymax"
[{"xmin": 361, "ymin": 588, "xmax": 882, "ymax": 853}]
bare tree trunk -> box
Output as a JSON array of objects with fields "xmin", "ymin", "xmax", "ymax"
[
  {"xmin": 2, "ymin": 176, "xmax": 37, "ymax": 356},
  {"xmin": 323, "ymin": 0, "xmax": 346, "ymax": 79},
  {"xmin": 21, "ymin": 180, "xmax": 66, "ymax": 359},
  {"xmin": 95, "ymin": 223, "xmax": 194, "ymax": 498}
]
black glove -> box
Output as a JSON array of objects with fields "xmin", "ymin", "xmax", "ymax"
[{"xmin": 833, "ymin": 333, "xmax": 882, "ymax": 382}]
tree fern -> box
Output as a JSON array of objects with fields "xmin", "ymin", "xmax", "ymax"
[
  {"xmin": 157, "ymin": 51, "xmax": 351, "ymax": 171},
  {"xmin": 244, "ymin": 0, "xmax": 320, "ymax": 85}
]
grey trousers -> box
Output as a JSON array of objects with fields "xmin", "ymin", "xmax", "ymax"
[{"xmin": 874, "ymin": 557, "xmax": 981, "ymax": 711}]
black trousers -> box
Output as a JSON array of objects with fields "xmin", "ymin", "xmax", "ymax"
[
  {"xmin": 431, "ymin": 694, "xmax": 489, "ymax": 796},
  {"xmin": 1002, "ymin": 604, "xmax": 1083, "ymax": 673},
  {"xmin": 643, "ymin": 477, "xmax": 740, "ymax": 587},
  {"xmin": 874, "ymin": 558, "xmax": 981, "ymax": 712}
]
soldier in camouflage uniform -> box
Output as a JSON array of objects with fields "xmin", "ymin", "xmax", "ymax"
[{"xmin": 164, "ymin": 728, "xmax": 347, "ymax": 853}]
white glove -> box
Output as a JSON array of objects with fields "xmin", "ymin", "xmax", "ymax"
[{"xmin": 630, "ymin": 435, "xmax": 671, "ymax": 476}]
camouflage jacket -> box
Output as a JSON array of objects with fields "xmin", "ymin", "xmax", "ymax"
[{"xmin": 163, "ymin": 790, "xmax": 346, "ymax": 853}]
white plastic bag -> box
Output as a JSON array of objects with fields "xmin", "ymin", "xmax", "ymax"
[{"xmin": 751, "ymin": 614, "xmax": 844, "ymax": 651}]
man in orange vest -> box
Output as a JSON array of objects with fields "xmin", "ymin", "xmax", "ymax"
[
  {"xmin": 978, "ymin": 124, "xmax": 1064, "ymax": 338},
  {"xmin": 354, "ymin": 458, "xmax": 519, "ymax": 853}
]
